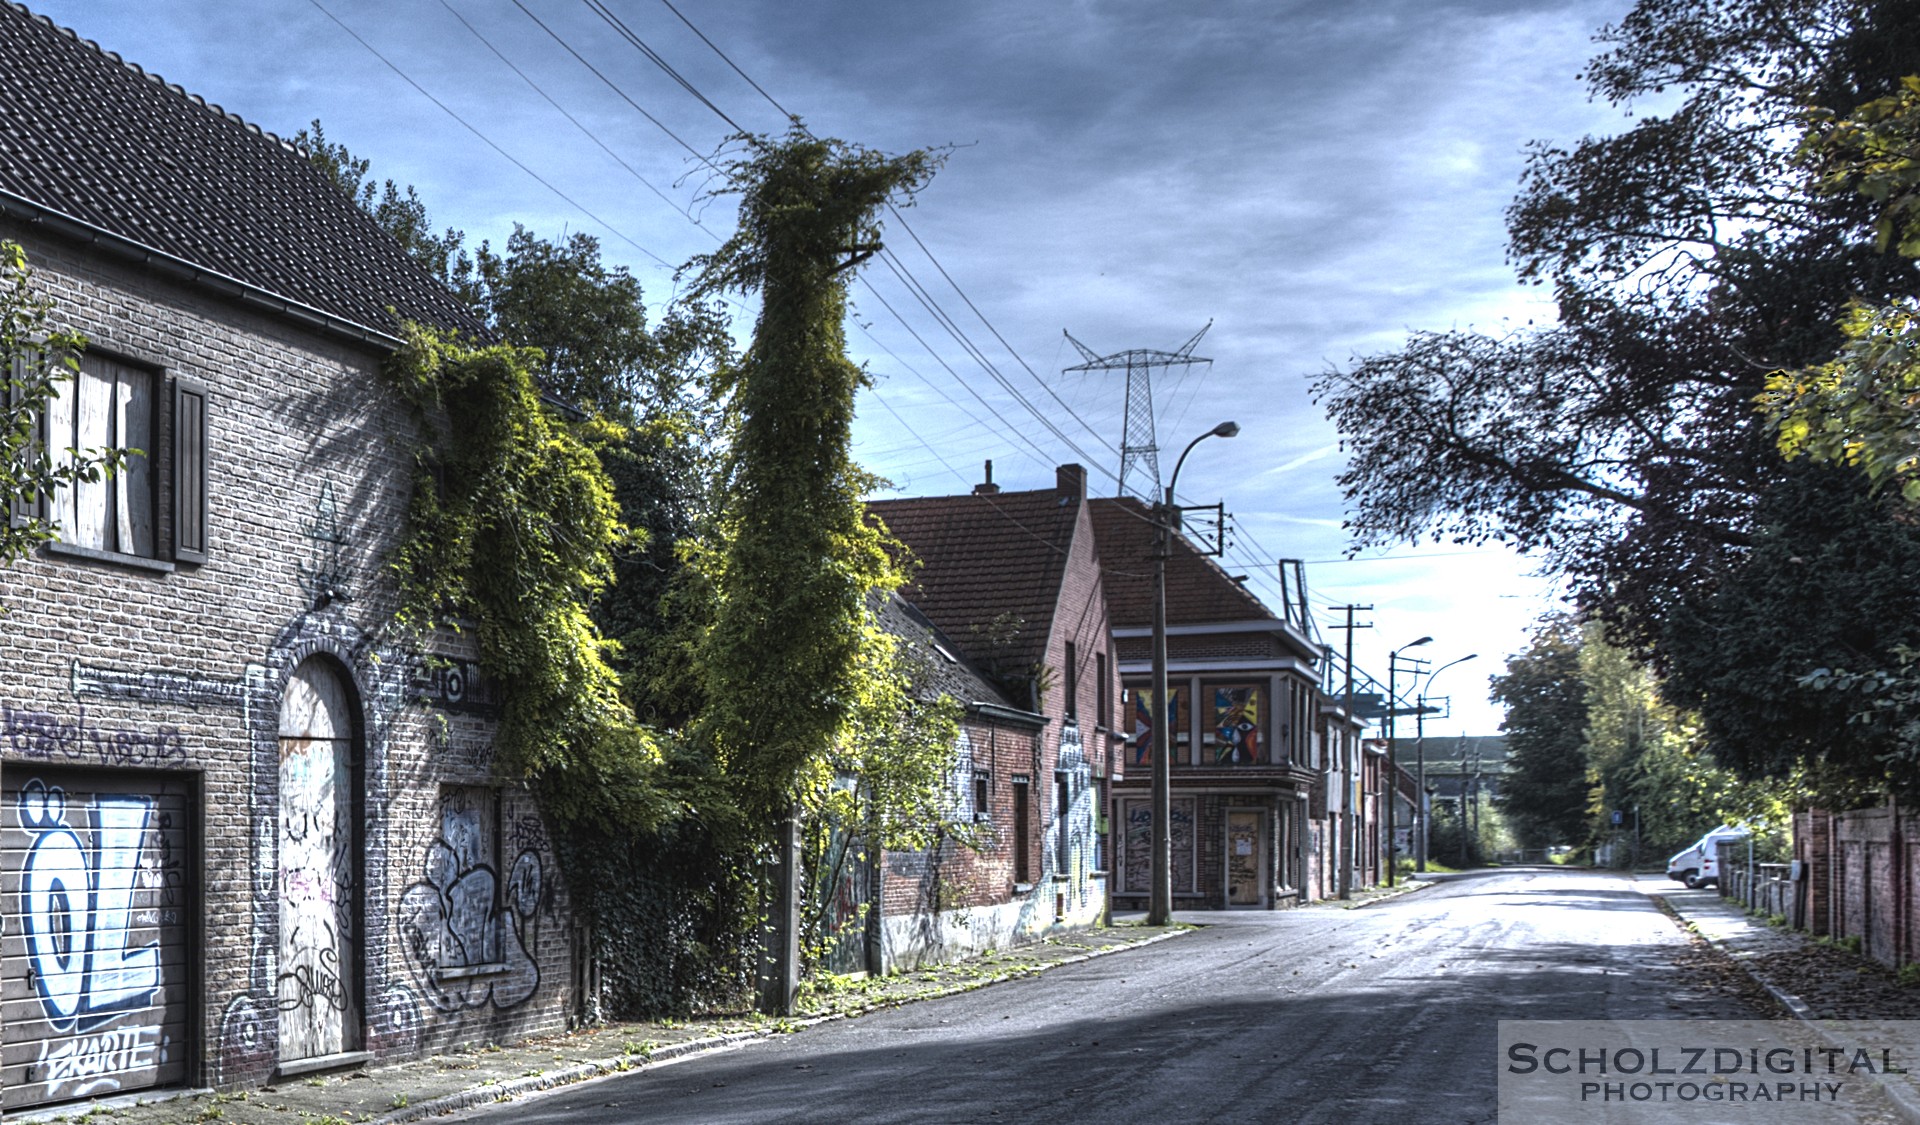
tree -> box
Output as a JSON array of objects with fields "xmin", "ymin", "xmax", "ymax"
[
  {"xmin": 1313, "ymin": 0, "xmax": 1920, "ymax": 786},
  {"xmin": 1491, "ymin": 615, "xmax": 1590, "ymax": 850},
  {"xmin": 683, "ymin": 128, "xmax": 940, "ymax": 819},
  {"xmin": 1763, "ymin": 78, "xmax": 1920, "ymax": 496},
  {"xmin": 0, "ymin": 242, "xmax": 120, "ymax": 571}
]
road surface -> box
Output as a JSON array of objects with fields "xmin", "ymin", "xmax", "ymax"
[{"xmin": 454, "ymin": 868, "xmax": 1762, "ymax": 1124}]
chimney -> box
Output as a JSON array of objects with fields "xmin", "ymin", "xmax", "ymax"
[
  {"xmin": 1056, "ymin": 463, "xmax": 1086, "ymax": 502},
  {"xmin": 973, "ymin": 459, "xmax": 1001, "ymax": 495}
]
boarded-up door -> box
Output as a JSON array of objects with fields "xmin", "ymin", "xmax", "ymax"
[
  {"xmin": 278, "ymin": 660, "xmax": 360, "ymax": 1064},
  {"xmin": 1, "ymin": 769, "xmax": 192, "ymax": 1109},
  {"xmin": 1226, "ymin": 809, "xmax": 1263, "ymax": 906}
]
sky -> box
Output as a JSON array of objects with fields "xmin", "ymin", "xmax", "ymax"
[{"xmin": 26, "ymin": 0, "xmax": 1646, "ymax": 736}]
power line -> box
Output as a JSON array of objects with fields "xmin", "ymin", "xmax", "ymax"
[
  {"xmin": 514, "ymin": 0, "xmax": 714, "ymax": 170},
  {"xmin": 641, "ymin": 1, "xmax": 1126, "ymax": 482},
  {"xmin": 657, "ymin": 0, "xmax": 794, "ymax": 120},
  {"xmin": 441, "ymin": 0, "xmax": 697, "ymax": 243},
  {"xmin": 307, "ymin": 0, "xmax": 673, "ymax": 270},
  {"xmin": 585, "ymin": 0, "xmax": 748, "ymax": 135}
]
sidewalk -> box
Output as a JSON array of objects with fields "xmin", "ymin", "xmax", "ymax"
[
  {"xmin": 1637, "ymin": 873, "xmax": 1920, "ymax": 1022},
  {"xmin": 17, "ymin": 923, "xmax": 1188, "ymax": 1125}
]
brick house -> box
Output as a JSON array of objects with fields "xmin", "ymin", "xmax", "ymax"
[
  {"xmin": 858, "ymin": 595, "xmax": 1050, "ymax": 971},
  {"xmin": 0, "ymin": 5, "xmax": 575, "ymax": 1109},
  {"xmin": 1087, "ymin": 498, "xmax": 1325, "ymax": 908},
  {"xmin": 867, "ymin": 464, "xmax": 1121, "ymax": 956}
]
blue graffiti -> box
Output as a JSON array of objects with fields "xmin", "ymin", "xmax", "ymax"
[{"xmin": 18, "ymin": 780, "xmax": 160, "ymax": 1032}]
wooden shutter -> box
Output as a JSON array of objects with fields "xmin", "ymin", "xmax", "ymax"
[{"xmin": 171, "ymin": 378, "xmax": 208, "ymax": 564}]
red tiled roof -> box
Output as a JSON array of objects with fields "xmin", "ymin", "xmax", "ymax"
[
  {"xmin": 0, "ymin": 3, "xmax": 485, "ymax": 340},
  {"xmin": 868, "ymin": 484, "xmax": 1079, "ymax": 678},
  {"xmin": 1088, "ymin": 496, "xmax": 1278, "ymax": 628}
]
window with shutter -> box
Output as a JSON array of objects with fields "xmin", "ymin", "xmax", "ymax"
[{"xmin": 172, "ymin": 378, "xmax": 207, "ymax": 564}]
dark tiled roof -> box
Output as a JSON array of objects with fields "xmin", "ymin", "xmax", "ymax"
[
  {"xmin": 1088, "ymin": 496, "xmax": 1278, "ymax": 628},
  {"xmin": 0, "ymin": 3, "xmax": 484, "ymax": 340},
  {"xmin": 868, "ymin": 484, "xmax": 1079, "ymax": 681},
  {"xmin": 875, "ymin": 593, "xmax": 1022, "ymax": 713}
]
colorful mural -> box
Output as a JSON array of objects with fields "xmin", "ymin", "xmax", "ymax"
[
  {"xmin": 1130, "ymin": 686, "xmax": 1186, "ymax": 766},
  {"xmin": 1212, "ymin": 686, "xmax": 1263, "ymax": 765}
]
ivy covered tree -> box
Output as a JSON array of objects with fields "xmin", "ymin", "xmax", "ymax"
[
  {"xmin": 0, "ymin": 242, "xmax": 120, "ymax": 572},
  {"xmin": 683, "ymin": 128, "xmax": 941, "ymax": 819},
  {"xmin": 1313, "ymin": 0, "xmax": 1920, "ymax": 791}
]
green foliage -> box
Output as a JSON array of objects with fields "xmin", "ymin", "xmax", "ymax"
[
  {"xmin": 1658, "ymin": 466, "xmax": 1920, "ymax": 800},
  {"xmin": 1763, "ymin": 79, "xmax": 1920, "ymax": 500},
  {"xmin": 1577, "ymin": 625, "xmax": 1796, "ymax": 863},
  {"xmin": 382, "ymin": 326, "xmax": 668, "ymax": 829},
  {"xmin": 1491, "ymin": 614, "xmax": 1591, "ymax": 849},
  {"xmin": 685, "ymin": 127, "xmax": 942, "ymax": 819},
  {"xmin": 0, "ymin": 241, "xmax": 120, "ymax": 573},
  {"xmin": 1807, "ymin": 75, "xmax": 1920, "ymax": 258},
  {"xmin": 1765, "ymin": 301, "xmax": 1920, "ymax": 497}
]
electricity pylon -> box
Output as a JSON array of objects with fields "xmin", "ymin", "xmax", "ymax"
[{"xmin": 1062, "ymin": 322, "xmax": 1213, "ymax": 498}]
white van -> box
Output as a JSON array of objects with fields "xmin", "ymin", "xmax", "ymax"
[{"xmin": 1666, "ymin": 825, "xmax": 1751, "ymax": 889}]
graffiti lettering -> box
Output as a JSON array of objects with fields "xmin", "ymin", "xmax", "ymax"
[
  {"xmin": 275, "ymin": 954, "xmax": 346, "ymax": 1014},
  {"xmin": 399, "ymin": 792, "xmax": 542, "ymax": 1012},
  {"xmin": 37, "ymin": 1025, "xmax": 159, "ymax": 1094},
  {"xmin": 69, "ymin": 659, "xmax": 247, "ymax": 709},
  {"xmin": 410, "ymin": 658, "xmax": 503, "ymax": 717},
  {"xmin": 18, "ymin": 781, "xmax": 163, "ymax": 1032},
  {"xmin": 2, "ymin": 702, "xmax": 186, "ymax": 766}
]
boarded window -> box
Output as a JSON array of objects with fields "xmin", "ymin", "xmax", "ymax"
[
  {"xmin": 45, "ymin": 355, "xmax": 155, "ymax": 558},
  {"xmin": 1, "ymin": 769, "xmax": 193, "ymax": 1109},
  {"xmin": 1121, "ymin": 796, "xmax": 1197, "ymax": 895}
]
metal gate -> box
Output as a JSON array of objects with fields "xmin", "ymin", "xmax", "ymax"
[{"xmin": 0, "ymin": 768, "xmax": 193, "ymax": 1109}]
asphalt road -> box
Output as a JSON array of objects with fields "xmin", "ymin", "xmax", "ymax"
[{"xmin": 452, "ymin": 869, "xmax": 1762, "ymax": 1125}]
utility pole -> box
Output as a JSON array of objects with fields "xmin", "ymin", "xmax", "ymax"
[{"xmin": 1328, "ymin": 605, "xmax": 1371, "ymax": 899}]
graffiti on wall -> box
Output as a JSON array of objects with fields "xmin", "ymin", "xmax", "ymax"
[
  {"xmin": 409, "ymin": 657, "xmax": 503, "ymax": 718},
  {"xmin": 398, "ymin": 789, "xmax": 543, "ymax": 1013},
  {"xmin": 68, "ymin": 659, "xmax": 249, "ymax": 710},
  {"xmin": 18, "ymin": 781, "xmax": 168, "ymax": 1028},
  {"xmin": 1121, "ymin": 796, "xmax": 1195, "ymax": 895},
  {"xmin": 14, "ymin": 778, "xmax": 183, "ymax": 1100},
  {"xmin": 2, "ymin": 702, "xmax": 185, "ymax": 766},
  {"xmin": 277, "ymin": 727, "xmax": 357, "ymax": 1060}
]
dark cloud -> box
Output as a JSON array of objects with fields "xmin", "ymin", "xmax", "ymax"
[{"xmin": 22, "ymin": 0, "xmax": 1626, "ymax": 730}]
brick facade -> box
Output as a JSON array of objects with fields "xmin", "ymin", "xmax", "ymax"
[
  {"xmin": 869, "ymin": 466, "xmax": 1119, "ymax": 968},
  {"xmin": 0, "ymin": 230, "xmax": 574, "ymax": 1107}
]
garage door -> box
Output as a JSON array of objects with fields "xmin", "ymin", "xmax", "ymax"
[{"xmin": 0, "ymin": 769, "xmax": 193, "ymax": 1109}]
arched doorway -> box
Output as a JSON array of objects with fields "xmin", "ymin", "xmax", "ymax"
[{"xmin": 276, "ymin": 658, "xmax": 361, "ymax": 1064}]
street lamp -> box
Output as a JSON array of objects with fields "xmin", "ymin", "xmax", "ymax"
[
  {"xmin": 1384, "ymin": 636, "xmax": 1430, "ymax": 887},
  {"xmin": 1416, "ymin": 653, "xmax": 1477, "ymax": 873},
  {"xmin": 1149, "ymin": 420, "xmax": 1239, "ymax": 926}
]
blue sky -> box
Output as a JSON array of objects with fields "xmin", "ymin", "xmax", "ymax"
[{"xmin": 29, "ymin": 0, "xmax": 1644, "ymax": 734}]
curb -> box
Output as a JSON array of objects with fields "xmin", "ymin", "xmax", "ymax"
[
  {"xmin": 368, "ymin": 927, "xmax": 1189, "ymax": 1124},
  {"xmin": 1347, "ymin": 879, "xmax": 1437, "ymax": 909}
]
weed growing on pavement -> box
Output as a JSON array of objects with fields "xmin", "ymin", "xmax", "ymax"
[
  {"xmin": 391, "ymin": 1092, "xmax": 410, "ymax": 1109},
  {"xmin": 1899, "ymin": 963, "xmax": 1920, "ymax": 988}
]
